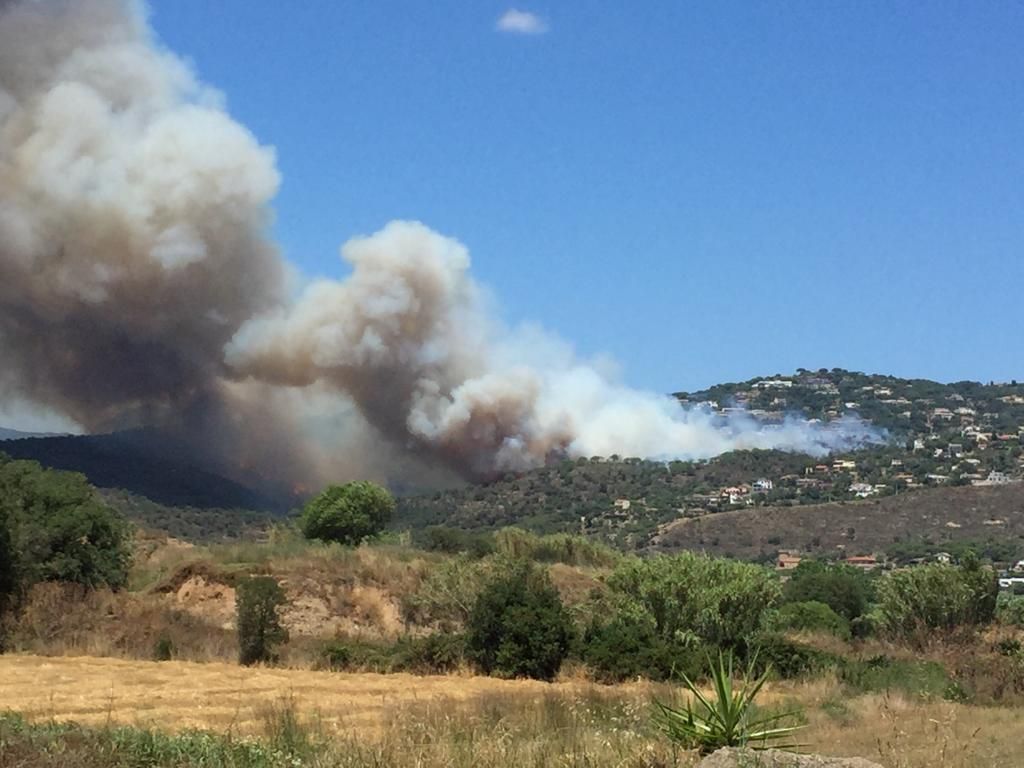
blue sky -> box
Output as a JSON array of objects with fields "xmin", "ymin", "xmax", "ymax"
[{"xmin": 150, "ymin": 1, "xmax": 1024, "ymax": 394}]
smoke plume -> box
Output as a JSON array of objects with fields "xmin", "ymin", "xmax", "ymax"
[{"xmin": 0, "ymin": 0, "xmax": 883, "ymax": 490}]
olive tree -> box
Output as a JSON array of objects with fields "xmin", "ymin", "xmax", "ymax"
[{"xmin": 299, "ymin": 481, "xmax": 395, "ymax": 545}]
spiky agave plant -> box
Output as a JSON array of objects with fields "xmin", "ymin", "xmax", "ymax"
[{"xmin": 653, "ymin": 650, "xmax": 805, "ymax": 754}]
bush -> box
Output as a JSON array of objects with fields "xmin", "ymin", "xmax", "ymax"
[
  {"xmin": 850, "ymin": 608, "xmax": 881, "ymax": 639},
  {"xmin": 400, "ymin": 554, "xmax": 495, "ymax": 629},
  {"xmin": 771, "ymin": 601, "xmax": 851, "ymax": 639},
  {"xmin": 153, "ymin": 635, "xmax": 174, "ymax": 662},
  {"xmin": 839, "ymin": 655, "xmax": 960, "ymax": 700},
  {"xmin": 876, "ymin": 561, "xmax": 998, "ymax": 642},
  {"xmin": 236, "ymin": 576, "xmax": 289, "ymax": 666},
  {"xmin": 493, "ymin": 527, "xmax": 620, "ymax": 568},
  {"xmin": 742, "ymin": 634, "xmax": 837, "ymax": 679},
  {"xmin": 781, "ymin": 560, "xmax": 873, "ymax": 622},
  {"xmin": 394, "ymin": 633, "xmax": 466, "ymax": 673},
  {"xmin": 997, "ymin": 593, "xmax": 1024, "ymax": 627},
  {"xmin": 321, "ymin": 639, "xmax": 394, "ymax": 672},
  {"xmin": 605, "ymin": 553, "xmax": 780, "ymax": 649},
  {"xmin": 0, "ymin": 456, "xmax": 131, "ymax": 597},
  {"xmin": 582, "ymin": 616, "xmax": 705, "ymax": 682},
  {"xmin": 321, "ymin": 633, "xmax": 466, "ymax": 674},
  {"xmin": 0, "ymin": 513, "xmax": 16, "ymax": 617},
  {"xmin": 466, "ymin": 560, "xmax": 574, "ymax": 680},
  {"xmin": 299, "ymin": 481, "xmax": 394, "ymax": 546},
  {"xmin": 417, "ymin": 526, "xmax": 494, "ymax": 557}
]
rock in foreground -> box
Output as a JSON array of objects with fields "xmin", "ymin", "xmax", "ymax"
[{"xmin": 698, "ymin": 748, "xmax": 884, "ymax": 768}]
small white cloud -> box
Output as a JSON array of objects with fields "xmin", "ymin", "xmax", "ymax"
[{"xmin": 496, "ymin": 8, "xmax": 548, "ymax": 35}]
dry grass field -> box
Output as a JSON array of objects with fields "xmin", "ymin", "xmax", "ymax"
[
  {"xmin": 0, "ymin": 654, "xmax": 592, "ymax": 735},
  {"xmin": 3, "ymin": 654, "xmax": 1024, "ymax": 767}
]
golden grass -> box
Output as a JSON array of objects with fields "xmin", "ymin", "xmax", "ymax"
[
  {"xmin": 0, "ymin": 654, "xmax": 634, "ymax": 736},
  {"xmin": 3, "ymin": 654, "xmax": 1024, "ymax": 767}
]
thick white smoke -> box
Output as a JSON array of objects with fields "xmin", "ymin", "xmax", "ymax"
[
  {"xmin": 0, "ymin": 0, "xmax": 883, "ymax": 488},
  {"xmin": 226, "ymin": 220, "xmax": 883, "ymax": 475}
]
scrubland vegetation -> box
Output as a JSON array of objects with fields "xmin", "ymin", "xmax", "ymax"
[{"xmin": 5, "ymin": 453, "xmax": 1024, "ymax": 765}]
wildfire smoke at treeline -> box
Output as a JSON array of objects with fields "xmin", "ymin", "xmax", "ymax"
[{"xmin": 0, "ymin": 0, "xmax": 883, "ymax": 489}]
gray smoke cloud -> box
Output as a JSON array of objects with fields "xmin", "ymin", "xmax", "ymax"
[
  {"xmin": 0, "ymin": 0, "xmax": 317, "ymax": 486},
  {"xmin": 226, "ymin": 220, "xmax": 885, "ymax": 476},
  {"xmin": 0, "ymin": 0, "xmax": 884, "ymax": 489}
]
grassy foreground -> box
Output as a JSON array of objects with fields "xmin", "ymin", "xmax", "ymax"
[{"xmin": 1, "ymin": 655, "xmax": 1022, "ymax": 767}]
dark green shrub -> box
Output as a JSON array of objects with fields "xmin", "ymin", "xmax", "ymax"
[
  {"xmin": 418, "ymin": 526, "xmax": 495, "ymax": 558},
  {"xmin": 582, "ymin": 616, "xmax": 705, "ymax": 682},
  {"xmin": 850, "ymin": 610, "xmax": 880, "ymax": 639},
  {"xmin": 781, "ymin": 560, "xmax": 872, "ymax": 622},
  {"xmin": 321, "ymin": 640, "xmax": 353, "ymax": 670},
  {"xmin": 742, "ymin": 634, "xmax": 837, "ymax": 679},
  {"xmin": 772, "ymin": 601, "xmax": 851, "ymax": 639},
  {"xmin": 153, "ymin": 635, "xmax": 174, "ymax": 662},
  {"xmin": 394, "ymin": 633, "xmax": 466, "ymax": 673},
  {"xmin": 466, "ymin": 560, "xmax": 574, "ymax": 680},
  {"xmin": 321, "ymin": 639, "xmax": 393, "ymax": 672},
  {"xmin": 995, "ymin": 638, "xmax": 1022, "ymax": 657},
  {"xmin": 320, "ymin": 633, "xmax": 466, "ymax": 674},
  {"xmin": 0, "ymin": 511, "xmax": 16, "ymax": 617},
  {"xmin": 300, "ymin": 481, "xmax": 394, "ymax": 546},
  {"xmin": 236, "ymin": 576, "xmax": 289, "ymax": 666}
]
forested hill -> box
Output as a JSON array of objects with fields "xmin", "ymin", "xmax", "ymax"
[
  {"xmin": 5, "ymin": 368, "xmax": 1024, "ymax": 549},
  {"xmin": 394, "ymin": 450, "xmax": 814, "ymax": 547},
  {"xmin": 396, "ymin": 369, "xmax": 1024, "ymax": 549},
  {"xmin": 0, "ymin": 429, "xmax": 290, "ymax": 512}
]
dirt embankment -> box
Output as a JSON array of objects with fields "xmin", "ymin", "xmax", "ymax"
[{"xmin": 151, "ymin": 559, "xmax": 409, "ymax": 639}]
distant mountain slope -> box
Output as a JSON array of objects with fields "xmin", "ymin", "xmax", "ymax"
[
  {"xmin": 0, "ymin": 427, "xmax": 66, "ymax": 441},
  {"xmin": 99, "ymin": 488, "xmax": 276, "ymax": 542},
  {"xmin": 652, "ymin": 483, "xmax": 1024, "ymax": 561},
  {"xmin": 0, "ymin": 429, "xmax": 290, "ymax": 512},
  {"xmin": 394, "ymin": 450, "xmax": 819, "ymax": 547},
  {"xmin": 395, "ymin": 369, "xmax": 1024, "ymax": 548}
]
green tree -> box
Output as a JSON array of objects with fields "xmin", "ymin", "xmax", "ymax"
[
  {"xmin": 0, "ymin": 510, "xmax": 16, "ymax": 616},
  {"xmin": 299, "ymin": 481, "xmax": 395, "ymax": 545},
  {"xmin": 236, "ymin": 576, "xmax": 289, "ymax": 666},
  {"xmin": 466, "ymin": 560, "xmax": 573, "ymax": 680},
  {"xmin": 0, "ymin": 456, "xmax": 130, "ymax": 596},
  {"xmin": 605, "ymin": 553, "xmax": 780, "ymax": 649},
  {"xmin": 781, "ymin": 560, "xmax": 872, "ymax": 621}
]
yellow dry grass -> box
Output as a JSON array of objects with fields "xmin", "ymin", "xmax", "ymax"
[
  {"xmin": 0, "ymin": 654, "xmax": 623, "ymax": 736},
  {"xmin": 4, "ymin": 654, "xmax": 1024, "ymax": 767}
]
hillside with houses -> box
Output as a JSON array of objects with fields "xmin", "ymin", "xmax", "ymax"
[{"xmin": 395, "ymin": 369, "xmax": 1024, "ymax": 550}]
